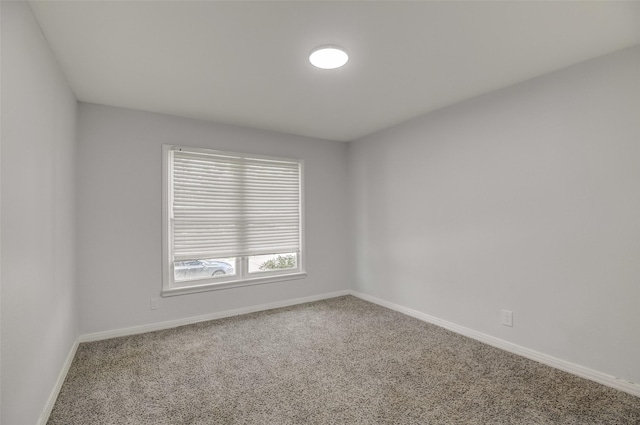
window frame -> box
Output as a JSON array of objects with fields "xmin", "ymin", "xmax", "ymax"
[{"xmin": 162, "ymin": 145, "xmax": 306, "ymax": 297}]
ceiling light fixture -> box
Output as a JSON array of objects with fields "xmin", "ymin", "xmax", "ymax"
[{"xmin": 309, "ymin": 46, "xmax": 349, "ymax": 70}]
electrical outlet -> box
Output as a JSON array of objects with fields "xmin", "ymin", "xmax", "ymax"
[
  {"xmin": 501, "ymin": 309, "xmax": 513, "ymax": 327},
  {"xmin": 150, "ymin": 298, "xmax": 160, "ymax": 310}
]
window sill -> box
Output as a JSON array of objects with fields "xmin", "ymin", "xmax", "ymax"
[{"xmin": 161, "ymin": 271, "xmax": 307, "ymax": 297}]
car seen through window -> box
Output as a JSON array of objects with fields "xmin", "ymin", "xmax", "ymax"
[{"xmin": 174, "ymin": 259, "xmax": 235, "ymax": 282}]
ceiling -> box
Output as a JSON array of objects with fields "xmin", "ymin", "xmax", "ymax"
[{"xmin": 29, "ymin": 1, "xmax": 640, "ymax": 142}]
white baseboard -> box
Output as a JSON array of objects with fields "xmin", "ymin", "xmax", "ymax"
[
  {"xmin": 79, "ymin": 290, "xmax": 350, "ymax": 343},
  {"xmin": 37, "ymin": 338, "xmax": 80, "ymax": 425},
  {"xmin": 349, "ymin": 290, "xmax": 640, "ymax": 398}
]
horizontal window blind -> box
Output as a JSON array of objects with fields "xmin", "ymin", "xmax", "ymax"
[{"xmin": 171, "ymin": 148, "xmax": 301, "ymax": 261}]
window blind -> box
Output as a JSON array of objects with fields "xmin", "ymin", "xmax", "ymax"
[{"xmin": 170, "ymin": 148, "xmax": 301, "ymax": 261}]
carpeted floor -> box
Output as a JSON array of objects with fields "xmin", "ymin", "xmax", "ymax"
[{"xmin": 48, "ymin": 296, "xmax": 640, "ymax": 424}]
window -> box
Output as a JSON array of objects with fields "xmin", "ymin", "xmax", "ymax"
[{"xmin": 162, "ymin": 145, "xmax": 305, "ymax": 296}]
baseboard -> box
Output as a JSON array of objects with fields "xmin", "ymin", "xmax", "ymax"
[
  {"xmin": 79, "ymin": 290, "xmax": 350, "ymax": 343},
  {"xmin": 349, "ymin": 290, "xmax": 640, "ymax": 398},
  {"xmin": 37, "ymin": 338, "xmax": 80, "ymax": 425}
]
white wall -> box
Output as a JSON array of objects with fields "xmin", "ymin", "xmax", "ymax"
[
  {"xmin": 77, "ymin": 103, "xmax": 349, "ymax": 334},
  {"xmin": 349, "ymin": 46, "xmax": 640, "ymax": 385},
  {"xmin": 1, "ymin": 3, "xmax": 78, "ymax": 424}
]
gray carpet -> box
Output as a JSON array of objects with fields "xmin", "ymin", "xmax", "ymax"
[{"xmin": 48, "ymin": 296, "xmax": 640, "ymax": 424}]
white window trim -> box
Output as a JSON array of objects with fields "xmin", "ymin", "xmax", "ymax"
[{"xmin": 161, "ymin": 145, "xmax": 306, "ymax": 297}]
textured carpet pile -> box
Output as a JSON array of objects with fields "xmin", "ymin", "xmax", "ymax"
[{"xmin": 48, "ymin": 296, "xmax": 640, "ymax": 424}]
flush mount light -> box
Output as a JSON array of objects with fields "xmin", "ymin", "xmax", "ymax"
[{"xmin": 309, "ymin": 46, "xmax": 349, "ymax": 70}]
